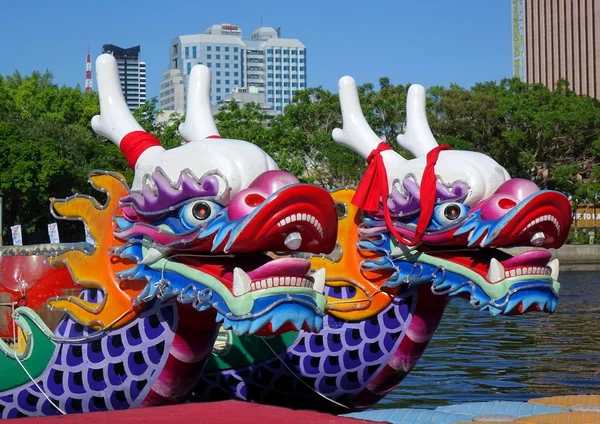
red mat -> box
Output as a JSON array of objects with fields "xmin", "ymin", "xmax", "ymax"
[{"xmin": 16, "ymin": 400, "xmax": 382, "ymax": 423}]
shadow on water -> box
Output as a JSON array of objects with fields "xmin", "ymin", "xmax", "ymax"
[{"xmin": 379, "ymin": 271, "xmax": 600, "ymax": 410}]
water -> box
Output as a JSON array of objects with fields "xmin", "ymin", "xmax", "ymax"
[{"xmin": 380, "ymin": 271, "xmax": 600, "ymax": 410}]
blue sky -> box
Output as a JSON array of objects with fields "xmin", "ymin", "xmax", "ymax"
[{"xmin": 0, "ymin": 1, "xmax": 512, "ymax": 98}]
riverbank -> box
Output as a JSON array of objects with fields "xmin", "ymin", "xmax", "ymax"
[{"xmin": 504, "ymin": 244, "xmax": 600, "ymax": 271}]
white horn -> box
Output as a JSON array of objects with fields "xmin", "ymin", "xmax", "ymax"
[
  {"xmin": 179, "ymin": 65, "xmax": 220, "ymax": 141},
  {"xmin": 396, "ymin": 84, "xmax": 439, "ymax": 158},
  {"xmin": 332, "ymin": 76, "xmax": 403, "ymax": 160},
  {"xmin": 91, "ymin": 54, "xmax": 144, "ymax": 146}
]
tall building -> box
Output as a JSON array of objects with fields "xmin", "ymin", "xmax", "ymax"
[
  {"xmin": 159, "ymin": 24, "xmax": 307, "ymax": 114},
  {"xmin": 102, "ymin": 44, "xmax": 147, "ymax": 111},
  {"xmin": 512, "ymin": 0, "xmax": 600, "ymax": 99}
]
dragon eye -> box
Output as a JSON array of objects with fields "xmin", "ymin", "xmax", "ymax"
[
  {"xmin": 444, "ymin": 204, "xmax": 462, "ymax": 221},
  {"xmin": 192, "ymin": 201, "xmax": 212, "ymax": 221},
  {"xmin": 180, "ymin": 200, "xmax": 220, "ymax": 229}
]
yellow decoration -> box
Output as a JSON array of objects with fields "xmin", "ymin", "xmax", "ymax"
[
  {"xmin": 310, "ymin": 188, "xmax": 395, "ymax": 322},
  {"xmin": 48, "ymin": 172, "xmax": 144, "ymax": 330}
]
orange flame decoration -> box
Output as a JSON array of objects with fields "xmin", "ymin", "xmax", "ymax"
[
  {"xmin": 47, "ymin": 171, "xmax": 144, "ymax": 330},
  {"xmin": 309, "ymin": 188, "xmax": 395, "ymax": 321}
]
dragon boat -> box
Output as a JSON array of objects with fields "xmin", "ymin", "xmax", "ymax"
[
  {"xmin": 192, "ymin": 77, "xmax": 572, "ymax": 414},
  {"xmin": 0, "ymin": 55, "xmax": 339, "ymax": 418}
]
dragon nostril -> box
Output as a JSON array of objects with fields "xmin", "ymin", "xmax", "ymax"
[
  {"xmin": 245, "ymin": 193, "xmax": 265, "ymax": 207},
  {"xmin": 498, "ymin": 198, "xmax": 517, "ymax": 209}
]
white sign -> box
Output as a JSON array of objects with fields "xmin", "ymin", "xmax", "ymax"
[
  {"xmin": 84, "ymin": 224, "xmax": 94, "ymax": 244},
  {"xmin": 48, "ymin": 223, "xmax": 60, "ymax": 244},
  {"xmin": 11, "ymin": 225, "xmax": 22, "ymax": 246}
]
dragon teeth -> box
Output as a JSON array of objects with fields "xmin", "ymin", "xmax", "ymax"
[
  {"xmin": 276, "ymin": 214, "xmax": 324, "ymax": 238},
  {"xmin": 232, "ymin": 267, "xmax": 252, "ymax": 296},
  {"xmin": 487, "ymin": 258, "xmax": 505, "ymax": 283},
  {"xmin": 548, "ymin": 258, "xmax": 560, "ymax": 280},
  {"xmin": 311, "ymin": 268, "xmax": 326, "ymax": 294}
]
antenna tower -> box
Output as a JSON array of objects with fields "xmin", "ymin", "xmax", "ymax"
[{"xmin": 85, "ymin": 47, "xmax": 93, "ymax": 93}]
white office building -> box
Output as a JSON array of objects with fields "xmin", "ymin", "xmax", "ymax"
[
  {"xmin": 159, "ymin": 24, "xmax": 306, "ymax": 115},
  {"xmin": 102, "ymin": 44, "xmax": 147, "ymax": 111}
]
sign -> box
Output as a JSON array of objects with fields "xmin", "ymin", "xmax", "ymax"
[
  {"xmin": 221, "ymin": 24, "xmax": 239, "ymax": 32},
  {"xmin": 11, "ymin": 225, "xmax": 22, "ymax": 246},
  {"xmin": 48, "ymin": 223, "xmax": 60, "ymax": 244},
  {"xmin": 572, "ymin": 205, "xmax": 600, "ymax": 228},
  {"xmin": 84, "ymin": 224, "xmax": 94, "ymax": 245},
  {"xmin": 511, "ymin": 0, "xmax": 526, "ymax": 81}
]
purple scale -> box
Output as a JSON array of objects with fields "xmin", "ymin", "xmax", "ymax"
[
  {"xmin": 126, "ymin": 351, "xmax": 149, "ymax": 377},
  {"xmin": 361, "ymin": 341, "xmax": 385, "ymax": 362},
  {"xmin": 125, "ymin": 325, "xmax": 143, "ymax": 347},
  {"xmin": 343, "ymin": 329, "xmax": 364, "ymax": 348},
  {"xmin": 41, "ymin": 400, "xmax": 62, "ymax": 416},
  {"xmin": 147, "ymin": 342, "xmax": 164, "ymax": 365},
  {"xmin": 6, "ymin": 408, "xmax": 21, "ymax": 419},
  {"xmin": 16, "ymin": 390, "xmax": 39, "ymax": 413},
  {"xmin": 87, "ymin": 397, "xmax": 108, "ymax": 413},
  {"xmin": 383, "ymin": 329, "xmax": 402, "ymax": 352},
  {"xmin": 66, "ymin": 371, "xmax": 87, "ymax": 395},
  {"xmin": 322, "ymin": 355, "xmax": 342, "ymax": 374},
  {"xmin": 316, "ymin": 375, "xmax": 339, "ymax": 395},
  {"xmin": 64, "ymin": 345, "xmax": 84, "ymax": 367},
  {"xmin": 106, "ymin": 335, "xmax": 126, "ymax": 358},
  {"xmin": 300, "ymin": 355, "xmax": 320, "ymax": 376},
  {"xmin": 86, "ymin": 368, "xmax": 108, "ymax": 392},
  {"xmin": 143, "ymin": 318, "xmax": 165, "ymax": 340},
  {"xmin": 46, "ymin": 370, "xmax": 64, "ymax": 397},
  {"xmin": 307, "ymin": 336, "xmax": 326, "ymax": 354},
  {"xmin": 342, "ymin": 350, "xmax": 362, "ymax": 370},
  {"xmin": 85, "ymin": 343, "xmax": 107, "ymax": 364},
  {"xmin": 363, "ymin": 317, "xmax": 382, "ymax": 340},
  {"xmin": 129, "ymin": 379, "xmax": 146, "ymax": 401},
  {"xmin": 338, "ymin": 371, "xmax": 362, "ymax": 391}
]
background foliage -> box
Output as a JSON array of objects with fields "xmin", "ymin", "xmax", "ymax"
[{"xmin": 1, "ymin": 71, "xmax": 599, "ymax": 244}]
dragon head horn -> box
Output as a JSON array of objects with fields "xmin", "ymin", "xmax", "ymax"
[
  {"xmin": 396, "ymin": 84, "xmax": 440, "ymax": 158},
  {"xmin": 178, "ymin": 65, "xmax": 221, "ymax": 142},
  {"xmin": 91, "ymin": 54, "xmax": 165, "ymax": 169},
  {"xmin": 332, "ymin": 76, "xmax": 405, "ymax": 161}
]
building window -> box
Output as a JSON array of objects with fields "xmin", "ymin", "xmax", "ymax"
[
  {"xmin": 187, "ymin": 62, "xmax": 191, "ymax": 74},
  {"xmin": 284, "ymin": 66, "xmax": 289, "ymax": 71},
  {"xmin": 216, "ymin": 87, "xmax": 221, "ymax": 93},
  {"xmin": 234, "ymin": 71, "xmax": 239, "ymax": 76},
  {"xmin": 225, "ymin": 55, "xmax": 230, "ymax": 60},
  {"xmin": 267, "ymin": 73, "xmax": 273, "ymax": 78},
  {"xmin": 300, "ymin": 50, "xmax": 305, "ymax": 55},
  {"xmin": 292, "ymin": 66, "xmax": 297, "ymax": 71},
  {"xmin": 276, "ymin": 82, "xmax": 281, "ymax": 87},
  {"xmin": 275, "ymin": 49, "xmax": 281, "ymax": 54},
  {"xmin": 291, "ymin": 58, "xmax": 297, "ymax": 63},
  {"xmin": 225, "ymin": 71, "xmax": 230, "ymax": 76},
  {"xmin": 207, "ymin": 46, "xmax": 212, "ymax": 51},
  {"xmin": 217, "ymin": 95, "xmax": 221, "ymax": 100},
  {"xmin": 300, "ymin": 82, "xmax": 306, "ymax": 87},
  {"xmin": 283, "ymin": 49, "xmax": 289, "ymax": 54},
  {"xmin": 275, "ymin": 73, "xmax": 281, "ymax": 78},
  {"xmin": 267, "ymin": 82, "xmax": 273, "ymax": 86},
  {"xmin": 300, "ymin": 67, "xmax": 305, "ymax": 71},
  {"xmin": 276, "ymin": 98, "xmax": 282, "ymax": 103},
  {"xmin": 276, "ymin": 90, "xmax": 282, "ymax": 95},
  {"xmin": 276, "ymin": 106, "xmax": 282, "ymax": 111},
  {"xmin": 207, "ymin": 62, "xmax": 212, "ymax": 67},
  {"xmin": 225, "ymin": 79, "xmax": 230, "ymax": 84},
  {"xmin": 234, "ymin": 63, "xmax": 239, "ymax": 68},
  {"xmin": 275, "ymin": 57, "xmax": 281, "ymax": 62},
  {"xmin": 284, "ymin": 82, "xmax": 290, "ymax": 87},
  {"xmin": 284, "ymin": 98, "xmax": 289, "ymax": 103},
  {"xmin": 216, "ymin": 54, "xmax": 221, "ymax": 60},
  {"xmin": 292, "ymin": 82, "xmax": 298, "ymax": 87},
  {"xmin": 268, "ymin": 97, "xmax": 274, "ymax": 102},
  {"xmin": 300, "ymin": 75, "xmax": 305, "ymax": 79},
  {"xmin": 216, "ymin": 63, "xmax": 221, "ymax": 68},
  {"xmin": 225, "ymin": 46, "xmax": 230, "ymax": 52},
  {"xmin": 291, "ymin": 50, "xmax": 297, "ymax": 55},
  {"xmin": 268, "ymin": 89, "xmax": 274, "ymax": 94},
  {"xmin": 267, "ymin": 57, "xmax": 273, "ymax": 62},
  {"xmin": 225, "ymin": 63, "xmax": 230, "ymax": 68},
  {"xmin": 185, "ymin": 47, "xmax": 190, "ymax": 58},
  {"xmin": 216, "ymin": 46, "xmax": 221, "ymax": 51},
  {"xmin": 234, "ymin": 80, "xmax": 238, "ymax": 85},
  {"xmin": 284, "ymin": 90, "xmax": 290, "ymax": 95},
  {"xmin": 234, "ymin": 55, "xmax": 238, "ymax": 60},
  {"xmin": 300, "ymin": 58, "xmax": 305, "ymax": 63},
  {"xmin": 234, "ymin": 47, "xmax": 238, "ymax": 52},
  {"xmin": 225, "ymin": 88, "xmax": 230, "ymax": 93},
  {"xmin": 284, "ymin": 58, "xmax": 289, "ymax": 63},
  {"xmin": 216, "ymin": 71, "xmax": 221, "ymax": 76},
  {"xmin": 192, "ymin": 46, "xmax": 197, "ymax": 58},
  {"xmin": 267, "ymin": 65, "xmax": 273, "ymax": 70},
  {"xmin": 207, "ymin": 54, "xmax": 212, "ymax": 59},
  {"xmin": 267, "ymin": 49, "xmax": 273, "ymax": 54},
  {"xmin": 216, "ymin": 79, "xmax": 221, "ymax": 84},
  {"xmin": 275, "ymin": 65, "xmax": 281, "ymax": 71}
]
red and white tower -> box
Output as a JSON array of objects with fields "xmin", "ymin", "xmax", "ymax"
[{"xmin": 85, "ymin": 48, "xmax": 93, "ymax": 93}]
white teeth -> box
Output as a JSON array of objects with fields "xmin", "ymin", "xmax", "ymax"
[
  {"xmin": 487, "ymin": 258, "xmax": 505, "ymax": 282},
  {"xmin": 233, "ymin": 267, "xmax": 252, "ymax": 296},
  {"xmin": 530, "ymin": 232, "xmax": 545, "ymax": 246},
  {"xmin": 548, "ymin": 258, "xmax": 560, "ymax": 280},
  {"xmin": 276, "ymin": 214, "xmax": 324, "ymax": 237},
  {"xmin": 285, "ymin": 277, "xmax": 291, "ymax": 286},
  {"xmin": 141, "ymin": 246, "xmax": 171, "ymax": 264},
  {"xmin": 274, "ymin": 277, "xmax": 280, "ymax": 286},
  {"xmin": 519, "ymin": 215, "xmax": 561, "ymax": 235},
  {"xmin": 311, "ymin": 268, "xmax": 326, "ymax": 294},
  {"xmin": 284, "ymin": 232, "xmax": 303, "ymax": 250}
]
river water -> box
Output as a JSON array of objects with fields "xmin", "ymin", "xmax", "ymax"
[{"xmin": 379, "ymin": 271, "xmax": 600, "ymax": 409}]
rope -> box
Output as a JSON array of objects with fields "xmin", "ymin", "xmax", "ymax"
[
  {"xmin": 10, "ymin": 301, "xmax": 66, "ymax": 415},
  {"xmin": 259, "ymin": 337, "xmax": 353, "ymax": 411}
]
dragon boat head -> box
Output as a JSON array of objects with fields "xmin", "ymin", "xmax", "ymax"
[
  {"xmin": 312, "ymin": 77, "xmax": 571, "ymax": 319},
  {"xmin": 48, "ymin": 55, "xmax": 338, "ymax": 336}
]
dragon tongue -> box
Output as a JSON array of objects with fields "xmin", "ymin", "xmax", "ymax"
[{"xmin": 501, "ymin": 249, "xmax": 552, "ymax": 268}]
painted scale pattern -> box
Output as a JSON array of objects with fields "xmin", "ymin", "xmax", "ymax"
[
  {"xmin": 0, "ymin": 289, "xmax": 176, "ymax": 418},
  {"xmin": 194, "ymin": 285, "xmax": 416, "ymax": 412}
]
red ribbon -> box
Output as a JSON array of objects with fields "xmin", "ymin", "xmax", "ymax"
[
  {"xmin": 120, "ymin": 131, "xmax": 163, "ymax": 169},
  {"xmin": 352, "ymin": 142, "xmax": 451, "ymax": 247}
]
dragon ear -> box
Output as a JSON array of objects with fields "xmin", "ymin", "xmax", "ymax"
[
  {"xmin": 178, "ymin": 65, "xmax": 221, "ymax": 142},
  {"xmin": 91, "ymin": 54, "xmax": 164, "ymax": 169},
  {"xmin": 396, "ymin": 84, "xmax": 439, "ymax": 158}
]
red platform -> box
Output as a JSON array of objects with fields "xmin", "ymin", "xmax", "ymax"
[{"xmin": 15, "ymin": 401, "xmax": 382, "ymax": 423}]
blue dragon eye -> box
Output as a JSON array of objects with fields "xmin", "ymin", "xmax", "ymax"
[
  {"xmin": 180, "ymin": 200, "xmax": 221, "ymax": 229},
  {"xmin": 433, "ymin": 202, "xmax": 469, "ymax": 226}
]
